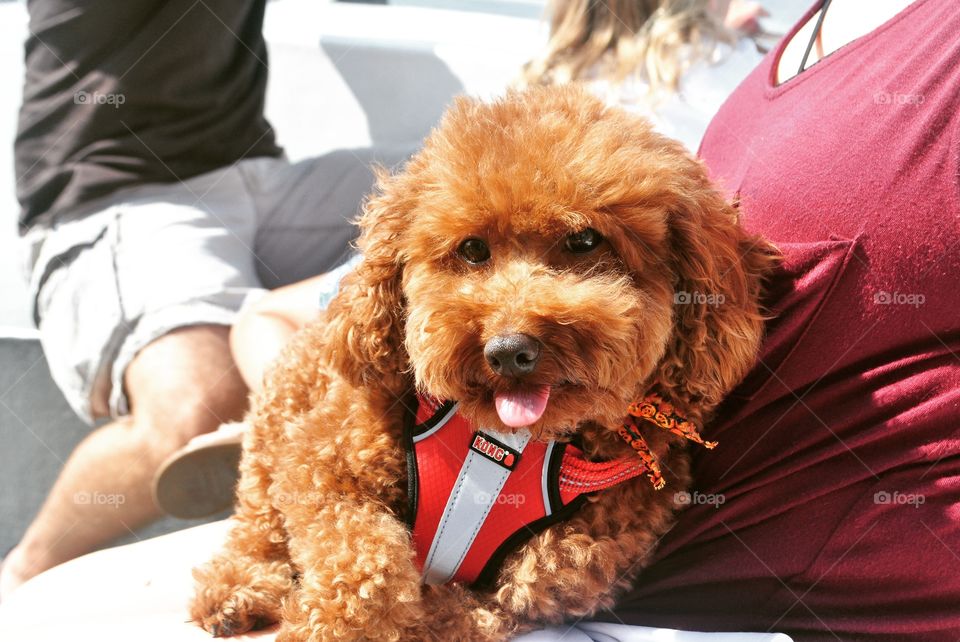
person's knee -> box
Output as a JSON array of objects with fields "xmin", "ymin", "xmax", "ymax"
[{"xmin": 125, "ymin": 325, "xmax": 249, "ymax": 451}]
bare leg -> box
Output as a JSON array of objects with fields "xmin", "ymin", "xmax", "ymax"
[{"xmin": 0, "ymin": 326, "xmax": 248, "ymax": 597}]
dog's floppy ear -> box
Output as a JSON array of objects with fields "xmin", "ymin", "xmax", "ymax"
[
  {"xmin": 321, "ymin": 167, "xmax": 414, "ymax": 391},
  {"xmin": 656, "ymin": 185, "xmax": 778, "ymax": 416}
]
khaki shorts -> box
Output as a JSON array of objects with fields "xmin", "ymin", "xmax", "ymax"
[{"xmin": 23, "ymin": 149, "xmax": 409, "ymax": 424}]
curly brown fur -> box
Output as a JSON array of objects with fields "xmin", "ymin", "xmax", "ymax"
[{"xmin": 191, "ymin": 86, "xmax": 779, "ymax": 641}]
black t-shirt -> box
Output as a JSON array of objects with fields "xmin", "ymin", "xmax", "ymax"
[{"xmin": 15, "ymin": 0, "xmax": 283, "ymax": 232}]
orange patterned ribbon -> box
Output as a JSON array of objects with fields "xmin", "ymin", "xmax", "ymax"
[{"xmin": 618, "ymin": 392, "xmax": 717, "ymax": 490}]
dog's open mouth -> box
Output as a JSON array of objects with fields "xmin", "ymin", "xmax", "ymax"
[{"xmin": 494, "ymin": 384, "xmax": 551, "ymax": 427}]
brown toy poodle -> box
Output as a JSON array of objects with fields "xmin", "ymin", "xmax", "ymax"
[{"xmin": 191, "ymin": 86, "xmax": 778, "ymax": 641}]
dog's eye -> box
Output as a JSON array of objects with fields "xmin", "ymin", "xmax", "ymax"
[
  {"xmin": 458, "ymin": 238, "xmax": 491, "ymax": 264},
  {"xmin": 564, "ymin": 228, "xmax": 603, "ymax": 254}
]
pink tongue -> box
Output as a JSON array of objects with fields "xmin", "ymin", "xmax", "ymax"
[{"xmin": 495, "ymin": 385, "xmax": 551, "ymax": 428}]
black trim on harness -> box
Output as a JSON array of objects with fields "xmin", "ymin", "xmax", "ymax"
[
  {"xmin": 402, "ymin": 400, "xmax": 421, "ymax": 527},
  {"xmin": 545, "ymin": 441, "xmax": 569, "ymax": 514},
  {"xmin": 405, "ymin": 397, "xmax": 456, "ymax": 527},
  {"xmin": 411, "ymin": 400, "xmax": 457, "ymax": 438}
]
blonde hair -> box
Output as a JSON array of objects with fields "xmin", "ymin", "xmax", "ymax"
[{"xmin": 521, "ymin": 0, "xmax": 736, "ymax": 94}]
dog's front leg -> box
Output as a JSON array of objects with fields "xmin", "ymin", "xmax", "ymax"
[
  {"xmin": 489, "ymin": 483, "xmax": 678, "ymax": 629},
  {"xmin": 416, "ymin": 583, "xmax": 519, "ymax": 641},
  {"xmin": 275, "ymin": 497, "xmax": 425, "ymax": 642},
  {"xmin": 276, "ymin": 496, "xmax": 518, "ymax": 642}
]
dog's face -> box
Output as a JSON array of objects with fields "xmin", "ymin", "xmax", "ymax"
[
  {"xmin": 399, "ymin": 159, "xmax": 674, "ymax": 436},
  {"xmin": 324, "ymin": 87, "xmax": 775, "ymax": 439}
]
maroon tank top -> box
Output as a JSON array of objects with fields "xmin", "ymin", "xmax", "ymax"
[{"xmin": 612, "ymin": 2, "xmax": 960, "ymax": 639}]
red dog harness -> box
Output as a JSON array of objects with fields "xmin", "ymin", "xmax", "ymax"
[{"xmin": 404, "ymin": 393, "xmax": 715, "ymax": 586}]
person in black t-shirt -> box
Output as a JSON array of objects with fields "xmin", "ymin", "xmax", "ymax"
[
  {"xmin": 15, "ymin": 0, "xmax": 280, "ymax": 231},
  {"xmin": 2, "ymin": 0, "xmax": 405, "ymax": 597}
]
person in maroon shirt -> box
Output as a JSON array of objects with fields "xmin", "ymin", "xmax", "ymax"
[{"xmin": 610, "ymin": 0, "xmax": 960, "ymax": 639}]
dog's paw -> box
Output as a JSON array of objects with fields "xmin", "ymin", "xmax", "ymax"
[
  {"xmin": 194, "ymin": 589, "xmax": 276, "ymax": 637},
  {"xmin": 190, "ymin": 555, "xmax": 292, "ymax": 637}
]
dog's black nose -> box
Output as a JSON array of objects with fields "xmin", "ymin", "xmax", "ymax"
[{"xmin": 484, "ymin": 333, "xmax": 541, "ymax": 377}]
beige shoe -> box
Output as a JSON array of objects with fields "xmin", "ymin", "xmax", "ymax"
[{"xmin": 153, "ymin": 422, "xmax": 246, "ymax": 519}]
